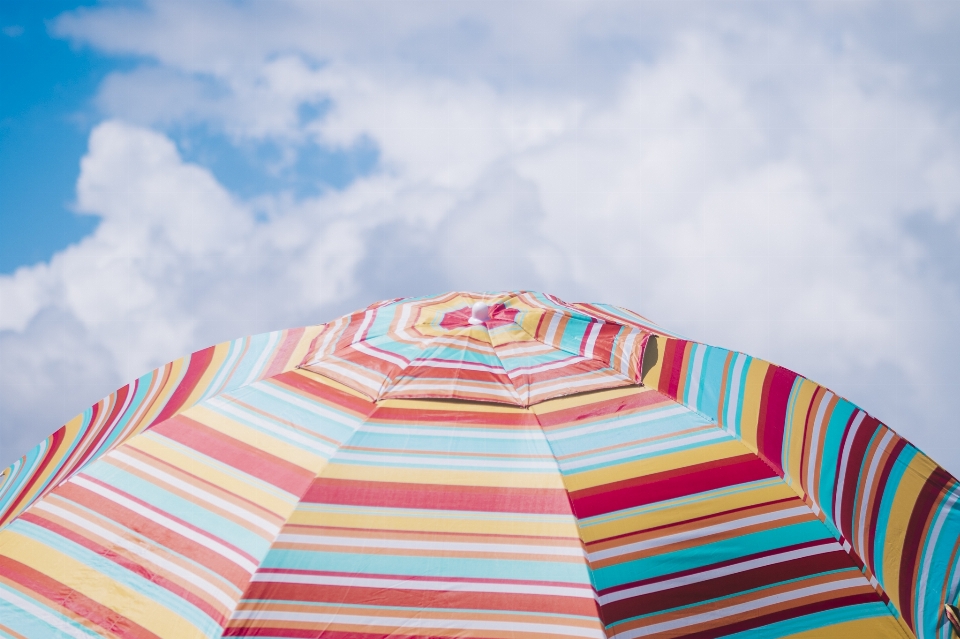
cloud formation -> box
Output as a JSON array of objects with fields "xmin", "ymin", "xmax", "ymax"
[{"xmin": 2, "ymin": 1, "xmax": 959, "ymax": 474}]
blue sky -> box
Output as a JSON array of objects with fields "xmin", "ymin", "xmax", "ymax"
[
  {"xmin": 1, "ymin": 0, "xmax": 106, "ymax": 272},
  {"xmin": 2, "ymin": 1, "xmax": 960, "ymax": 476}
]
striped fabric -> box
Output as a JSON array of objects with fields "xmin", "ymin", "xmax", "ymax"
[
  {"xmin": 302, "ymin": 291, "xmax": 651, "ymax": 406},
  {"xmin": 0, "ymin": 291, "xmax": 956, "ymax": 639}
]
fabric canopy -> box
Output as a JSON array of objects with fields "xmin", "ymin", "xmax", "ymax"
[{"xmin": 0, "ymin": 291, "xmax": 957, "ymax": 639}]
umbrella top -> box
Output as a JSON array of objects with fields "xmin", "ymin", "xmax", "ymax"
[
  {"xmin": 300, "ymin": 290, "xmax": 656, "ymax": 406},
  {"xmin": 1, "ymin": 290, "xmax": 957, "ymax": 639}
]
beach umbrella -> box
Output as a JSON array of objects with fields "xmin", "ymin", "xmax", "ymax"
[{"xmin": 0, "ymin": 290, "xmax": 957, "ymax": 639}]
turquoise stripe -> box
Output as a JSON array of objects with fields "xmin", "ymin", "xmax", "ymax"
[
  {"xmin": 262, "ymin": 549, "xmax": 591, "ymax": 584},
  {"xmin": 9, "ymin": 520, "xmax": 220, "ymax": 636},
  {"xmin": 0, "ymin": 582, "xmax": 103, "ymax": 639},
  {"xmin": 559, "ymin": 429, "xmax": 731, "ymax": 475},
  {"xmin": 81, "ymin": 464, "xmax": 269, "ymax": 557},
  {"xmin": 697, "ymin": 346, "xmax": 728, "ymax": 421},
  {"xmin": 815, "ymin": 398, "xmax": 857, "ymax": 527},
  {"xmin": 544, "ymin": 407, "xmax": 713, "ymax": 458},
  {"xmin": 592, "ymin": 519, "xmax": 832, "ymax": 591},
  {"xmin": 345, "ymin": 431, "xmax": 554, "ymax": 455}
]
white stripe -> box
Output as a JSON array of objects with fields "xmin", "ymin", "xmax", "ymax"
[
  {"xmin": 917, "ymin": 488, "xmax": 960, "ymax": 639},
  {"xmin": 34, "ymin": 502, "xmax": 238, "ymax": 609},
  {"xmin": 806, "ymin": 390, "xmax": 834, "ymax": 503},
  {"xmin": 229, "ymin": 610, "xmax": 604, "ymax": 638},
  {"xmin": 589, "ymin": 506, "xmax": 811, "ymax": 562},
  {"xmin": 833, "ymin": 410, "xmax": 866, "ymax": 536},
  {"xmin": 70, "ymin": 476, "xmax": 258, "ymax": 574},
  {"xmin": 206, "ymin": 397, "xmax": 336, "ymax": 456},
  {"xmin": 407, "ymin": 359, "xmax": 506, "ymax": 373},
  {"xmin": 506, "ymin": 355, "xmax": 589, "ymax": 377},
  {"xmin": 609, "ymin": 577, "xmax": 869, "ymax": 638},
  {"xmin": 242, "ymin": 330, "xmax": 280, "ymax": 387},
  {"xmin": 855, "ymin": 429, "xmax": 895, "ymax": 560},
  {"xmin": 352, "ymin": 309, "xmax": 375, "ymax": 345},
  {"xmin": 617, "ymin": 330, "xmax": 639, "ymax": 377},
  {"xmin": 0, "ymin": 587, "xmax": 100, "ymax": 638},
  {"xmin": 256, "ymin": 383, "xmax": 361, "ymax": 428},
  {"xmin": 527, "ymin": 373, "xmax": 631, "ymax": 400},
  {"xmin": 276, "ymin": 534, "xmax": 585, "ymax": 557},
  {"xmin": 332, "ymin": 452, "xmax": 556, "ymax": 470},
  {"xmin": 311, "ymin": 359, "xmax": 386, "ymax": 394},
  {"xmin": 599, "ymin": 541, "xmax": 838, "ymax": 604},
  {"xmin": 109, "ymin": 450, "xmax": 280, "ymax": 536},
  {"xmin": 547, "ymin": 405, "xmax": 691, "ymax": 441},
  {"xmin": 583, "ymin": 322, "xmax": 602, "ymax": 359},
  {"xmin": 544, "ymin": 311, "xmax": 564, "ymax": 346},
  {"xmin": 725, "ymin": 354, "xmax": 746, "ymax": 433},
  {"xmin": 687, "ymin": 344, "xmax": 706, "ymax": 409},
  {"xmin": 251, "ymin": 572, "xmax": 596, "ymax": 599},
  {"xmin": 560, "ymin": 429, "xmax": 727, "ymax": 471},
  {"xmin": 316, "ymin": 317, "xmax": 344, "ymax": 358},
  {"xmin": 352, "ymin": 340, "xmax": 409, "ymax": 369}
]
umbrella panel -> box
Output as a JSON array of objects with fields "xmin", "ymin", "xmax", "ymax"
[{"xmin": 1, "ymin": 369, "xmax": 906, "ymax": 638}]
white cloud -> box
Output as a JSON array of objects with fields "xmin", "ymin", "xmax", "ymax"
[{"xmin": 2, "ymin": 1, "xmax": 960, "ymax": 475}]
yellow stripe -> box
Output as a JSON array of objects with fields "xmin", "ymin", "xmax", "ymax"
[
  {"xmin": 561, "ymin": 438, "xmax": 747, "ymax": 492},
  {"xmin": 184, "ymin": 404, "xmax": 326, "ymax": 473},
  {"xmin": 782, "ymin": 614, "xmax": 910, "ymax": 638},
  {"xmin": 578, "ymin": 481, "xmax": 798, "ymax": 543},
  {"xmin": 737, "ymin": 359, "xmax": 770, "ymax": 452},
  {"xmin": 0, "ymin": 531, "xmax": 202, "ymax": 639},
  {"xmin": 287, "ymin": 509, "xmax": 581, "ymax": 538}
]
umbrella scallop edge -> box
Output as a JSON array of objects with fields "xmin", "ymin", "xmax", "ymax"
[{"xmin": 0, "ymin": 290, "xmax": 956, "ymax": 639}]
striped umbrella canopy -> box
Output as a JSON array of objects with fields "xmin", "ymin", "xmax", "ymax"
[{"xmin": 0, "ymin": 290, "xmax": 957, "ymax": 639}]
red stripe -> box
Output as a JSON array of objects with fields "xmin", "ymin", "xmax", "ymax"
[
  {"xmin": 600, "ymin": 552, "xmax": 859, "ymax": 623},
  {"xmin": 394, "ymin": 366, "xmax": 512, "ymax": 384},
  {"xmin": 151, "ymin": 346, "xmax": 216, "ymax": 426},
  {"xmin": 756, "ymin": 365, "xmax": 798, "ymax": 475},
  {"xmin": 676, "ymin": 591, "xmax": 880, "ymax": 639},
  {"xmin": 570, "ymin": 454, "xmax": 776, "ymax": 519},
  {"xmin": 225, "ymin": 629, "xmax": 502, "ymax": 639},
  {"xmin": 303, "ymin": 478, "xmax": 573, "ymax": 514},
  {"xmin": 263, "ymin": 328, "xmax": 304, "ymax": 379},
  {"xmin": 0, "ymin": 423, "xmax": 67, "ymax": 527},
  {"xmin": 665, "ymin": 339, "xmax": 688, "ymax": 399},
  {"xmin": 73, "ymin": 384, "xmax": 131, "ymax": 473},
  {"xmin": 273, "ymin": 371, "xmax": 376, "ymax": 417},
  {"xmin": 0, "ymin": 555, "xmax": 165, "ymax": 639},
  {"xmin": 151, "ymin": 415, "xmax": 315, "ymax": 495},
  {"xmin": 56, "ymin": 480, "xmax": 252, "ymax": 587},
  {"xmin": 240, "ymin": 581, "xmax": 598, "ymax": 616},
  {"xmin": 836, "ymin": 414, "xmax": 880, "ymax": 540},
  {"xmin": 535, "ymin": 387, "xmax": 667, "ymax": 428}
]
